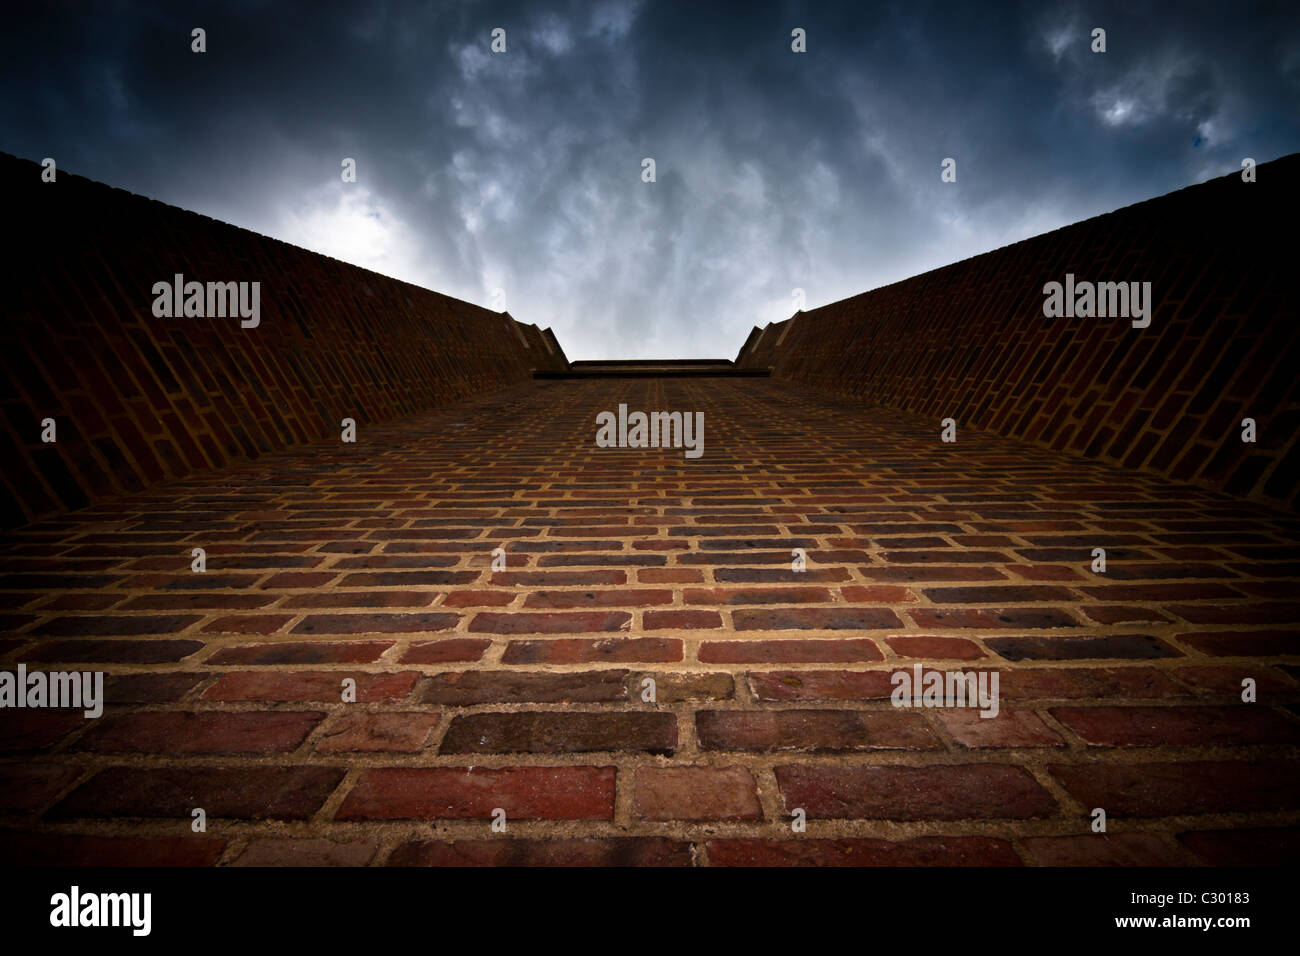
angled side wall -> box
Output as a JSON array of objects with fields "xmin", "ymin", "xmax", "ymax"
[
  {"xmin": 0, "ymin": 153, "xmax": 567, "ymax": 527},
  {"xmin": 738, "ymin": 154, "xmax": 1300, "ymax": 510}
]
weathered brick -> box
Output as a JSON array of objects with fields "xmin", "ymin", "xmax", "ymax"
[
  {"xmin": 633, "ymin": 766, "xmax": 763, "ymax": 821},
  {"xmin": 698, "ymin": 709, "xmax": 940, "ymax": 751},
  {"xmin": 76, "ymin": 711, "xmax": 323, "ymax": 753},
  {"xmin": 202, "ymin": 671, "xmax": 417, "ymax": 702},
  {"xmin": 468, "ymin": 611, "xmax": 631, "ymax": 633},
  {"xmin": 1049, "ymin": 760, "xmax": 1300, "ymax": 816},
  {"xmin": 935, "ymin": 709, "xmax": 1066, "ymax": 748},
  {"xmin": 291, "ymin": 612, "xmax": 459, "ymax": 634},
  {"xmin": 337, "ymin": 767, "xmax": 615, "ymax": 819},
  {"xmin": 776, "ymin": 764, "xmax": 1058, "ymax": 819},
  {"xmin": 884, "ymin": 635, "xmax": 985, "ymax": 659},
  {"xmin": 630, "ymin": 671, "xmax": 734, "ymax": 701},
  {"xmin": 734, "ymin": 607, "xmax": 903, "ymax": 630},
  {"xmin": 643, "ymin": 609, "xmax": 724, "ymax": 629},
  {"xmin": 418, "ymin": 670, "xmax": 628, "ymax": 704},
  {"xmin": 908, "ymin": 608, "xmax": 1079, "ymax": 629},
  {"xmin": 501, "ymin": 637, "xmax": 682, "ymax": 664},
  {"xmin": 1050, "ymin": 705, "xmax": 1300, "ymax": 746},
  {"xmin": 987, "ymin": 633, "xmax": 1181, "ymax": 661},
  {"xmin": 524, "ymin": 589, "xmax": 672, "ymax": 608},
  {"xmin": 207, "ymin": 641, "xmax": 393, "ymax": 664},
  {"xmin": 440, "ymin": 711, "xmax": 677, "ymax": 754},
  {"xmin": 0, "ymin": 831, "xmax": 226, "ymax": 866},
  {"xmin": 398, "ymin": 638, "xmax": 491, "ymax": 663},
  {"xmin": 48, "ymin": 766, "xmax": 345, "ymax": 820},
  {"xmin": 314, "ymin": 711, "xmax": 440, "ymax": 752},
  {"xmin": 700, "ymin": 638, "xmax": 882, "ymax": 663}
]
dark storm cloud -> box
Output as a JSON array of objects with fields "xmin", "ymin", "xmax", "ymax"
[{"xmin": 2, "ymin": 0, "xmax": 1298, "ymax": 358}]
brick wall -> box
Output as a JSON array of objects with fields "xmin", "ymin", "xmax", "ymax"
[
  {"xmin": 737, "ymin": 154, "xmax": 1300, "ymax": 510},
  {"xmin": 1, "ymin": 152, "xmax": 567, "ymax": 528}
]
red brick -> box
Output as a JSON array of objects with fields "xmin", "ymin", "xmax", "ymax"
[
  {"xmin": 501, "ymin": 637, "xmax": 682, "ymax": 664},
  {"xmin": 103, "ymin": 672, "xmax": 205, "ymax": 702},
  {"xmin": 699, "ymin": 639, "xmax": 882, "ymax": 663},
  {"xmin": 524, "ymin": 588, "xmax": 672, "ymax": 608},
  {"xmin": 291, "ymin": 612, "xmax": 459, "ymax": 634},
  {"xmin": 633, "ymin": 766, "xmax": 763, "ymax": 821},
  {"xmin": 207, "ymin": 640, "xmax": 393, "ymax": 664},
  {"xmin": 418, "ymin": 670, "xmax": 628, "ymax": 704},
  {"xmin": 77, "ymin": 711, "xmax": 322, "ymax": 753},
  {"xmin": 686, "ymin": 586, "xmax": 835, "ymax": 605},
  {"xmin": 776, "ymin": 764, "xmax": 1058, "ymax": 820},
  {"xmin": 48, "ymin": 766, "xmax": 345, "ymax": 820},
  {"xmin": 469, "ymin": 611, "xmax": 631, "ymax": 633},
  {"xmin": 1049, "ymin": 759, "xmax": 1300, "ymax": 816},
  {"xmin": 908, "ymin": 607, "xmax": 1079, "ymax": 629},
  {"xmin": 643, "ymin": 609, "xmax": 724, "ymax": 629},
  {"xmin": 734, "ymin": 607, "xmax": 903, "ymax": 630},
  {"xmin": 748, "ymin": 670, "xmax": 896, "ymax": 701},
  {"xmin": 1169, "ymin": 665, "xmax": 1296, "ymax": 697},
  {"xmin": 337, "ymin": 767, "xmax": 615, "ymax": 820},
  {"xmin": 884, "ymin": 635, "xmax": 985, "ymax": 659},
  {"xmin": 637, "ymin": 568, "xmax": 703, "ymax": 584},
  {"xmin": 203, "ymin": 671, "xmax": 417, "ymax": 702},
  {"xmin": 398, "ymin": 638, "xmax": 491, "ymax": 663},
  {"xmin": 314, "ymin": 712, "xmax": 439, "ymax": 752},
  {"xmin": 698, "ymin": 709, "xmax": 940, "ymax": 751},
  {"xmin": 935, "ymin": 709, "xmax": 1066, "ymax": 748},
  {"xmin": 921, "ymin": 585, "xmax": 1079, "ymax": 603},
  {"xmin": 283, "ymin": 592, "xmax": 436, "ymax": 608},
  {"xmin": 29, "ymin": 614, "xmax": 202, "ymax": 636},
  {"xmin": 491, "ymin": 570, "xmax": 626, "ymax": 586},
  {"xmin": 1050, "ymin": 705, "xmax": 1300, "ymax": 746},
  {"xmin": 440, "ymin": 589, "xmax": 516, "ymax": 607},
  {"xmin": 440, "ymin": 711, "xmax": 676, "ymax": 754},
  {"xmin": 998, "ymin": 667, "xmax": 1186, "ymax": 700},
  {"xmin": 840, "ymin": 585, "xmax": 919, "ymax": 603},
  {"xmin": 1079, "ymin": 605, "xmax": 1172, "ymax": 624}
]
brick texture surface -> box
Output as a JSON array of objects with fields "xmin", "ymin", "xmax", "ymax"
[
  {"xmin": 2, "ymin": 156, "xmax": 1299, "ymax": 867},
  {"xmin": 736, "ymin": 154, "xmax": 1300, "ymax": 510},
  {"xmin": 0, "ymin": 152, "xmax": 566, "ymax": 528},
  {"xmin": 1, "ymin": 374, "xmax": 1297, "ymax": 866}
]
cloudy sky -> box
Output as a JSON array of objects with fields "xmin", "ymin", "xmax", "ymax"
[{"xmin": 3, "ymin": 1, "xmax": 1298, "ymax": 359}]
